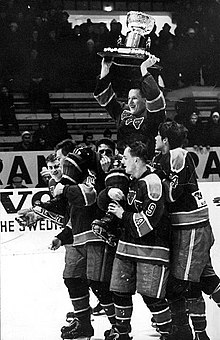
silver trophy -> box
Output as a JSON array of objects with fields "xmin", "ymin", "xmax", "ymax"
[{"xmin": 98, "ymin": 11, "xmax": 161, "ymax": 68}]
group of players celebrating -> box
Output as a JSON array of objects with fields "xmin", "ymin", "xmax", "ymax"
[{"xmin": 17, "ymin": 55, "xmax": 220, "ymax": 340}]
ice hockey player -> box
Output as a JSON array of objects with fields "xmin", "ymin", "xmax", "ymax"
[{"xmin": 153, "ymin": 120, "xmax": 220, "ymax": 340}]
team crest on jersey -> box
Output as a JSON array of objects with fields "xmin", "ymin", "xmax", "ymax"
[
  {"xmin": 127, "ymin": 190, "xmax": 136, "ymax": 205},
  {"xmin": 127, "ymin": 190, "xmax": 143, "ymax": 210},
  {"xmin": 135, "ymin": 216, "xmax": 145, "ymax": 227},
  {"xmin": 145, "ymin": 203, "xmax": 156, "ymax": 216},
  {"xmin": 169, "ymin": 174, "xmax": 178, "ymax": 188},
  {"xmin": 192, "ymin": 190, "xmax": 207, "ymax": 208}
]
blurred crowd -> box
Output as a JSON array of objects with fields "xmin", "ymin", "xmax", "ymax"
[
  {"xmin": 0, "ymin": 0, "xmax": 220, "ymax": 93},
  {"xmin": 1, "ymin": 0, "xmax": 220, "ymax": 147}
]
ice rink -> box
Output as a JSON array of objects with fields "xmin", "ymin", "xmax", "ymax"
[{"xmin": 1, "ymin": 182, "xmax": 220, "ymax": 340}]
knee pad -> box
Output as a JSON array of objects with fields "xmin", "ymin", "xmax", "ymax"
[
  {"xmin": 166, "ymin": 275, "xmax": 190, "ymax": 300},
  {"xmin": 200, "ymin": 275, "xmax": 220, "ymax": 296},
  {"xmin": 64, "ymin": 277, "xmax": 89, "ymax": 297},
  {"xmin": 186, "ymin": 282, "xmax": 203, "ymax": 299},
  {"xmin": 90, "ymin": 280, "xmax": 113, "ymax": 304}
]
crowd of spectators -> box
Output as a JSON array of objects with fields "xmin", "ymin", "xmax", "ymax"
[
  {"xmin": 174, "ymin": 101, "xmax": 220, "ymax": 149},
  {"xmin": 1, "ymin": 0, "xmax": 220, "ymax": 94},
  {"xmin": 1, "ymin": 0, "xmax": 220, "ymax": 147},
  {"xmin": 12, "ymin": 107, "xmax": 71, "ymax": 151}
]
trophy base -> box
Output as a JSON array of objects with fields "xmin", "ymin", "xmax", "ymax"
[{"xmin": 98, "ymin": 47, "xmax": 162, "ymax": 69}]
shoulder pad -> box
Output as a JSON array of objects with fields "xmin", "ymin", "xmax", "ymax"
[
  {"xmin": 170, "ymin": 148, "xmax": 188, "ymax": 173},
  {"xmin": 140, "ymin": 173, "xmax": 162, "ymax": 201}
]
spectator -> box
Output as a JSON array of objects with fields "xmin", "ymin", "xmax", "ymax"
[
  {"xmin": 103, "ymin": 128, "xmax": 113, "ymax": 140},
  {"xmin": 158, "ymin": 23, "xmax": 175, "ymax": 49},
  {"xmin": 5, "ymin": 175, "xmax": 27, "ymax": 188},
  {"xmin": 13, "ymin": 131, "xmax": 34, "ymax": 151},
  {"xmin": 33, "ymin": 122, "xmax": 52, "ymax": 150},
  {"xmin": 177, "ymin": 27, "xmax": 202, "ymax": 86},
  {"xmin": 96, "ymin": 22, "xmax": 109, "ymax": 52},
  {"xmin": 107, "ymin": 19, "xmax": 125, "ymax": 48},
  {"xmin": 57, "ymin": 11, "xmax": 72, "ymax": 39},
  {"xmin": 47, "ymin": 107, "xmax": 70, "ymax": 148},
  {"xmin": 0, "ymin": 85, "xmax": 19, "ymax": 135},
  {"xmin": 204, "ymin": 109, "xmax": 220, "ymax": 147},
  {"xmin": 185, "ymin": 111, "xmax": 204, "ymax": 150},
  {"xmin": 78, "ymin": 131, "xmax": 96, "ymax": 151},
  {"xmin": 28, "ymin": 49, "xmax": 50, "ymax": 112},
  {"xmin": 160, "ymin": 38, "xmax": 180, "ymax": 90},
  {"xmin": 29, "ymin": 29, "xmax": 42, "ymax": 51}
]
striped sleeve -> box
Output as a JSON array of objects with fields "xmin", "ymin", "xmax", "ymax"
[
  {"xmin": 94, "ymin": 73, "xmax": 115, "ymax": 107},
  {"xmin": 142, "ymin": 74, "xmax": 166, "ymax": 112}
]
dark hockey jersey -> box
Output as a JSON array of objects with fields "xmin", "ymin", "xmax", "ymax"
[
  {"xmin": 116, "ymin": 169, "xmax": 170, "ymax": 266},
  {"xmin": 153, "ymin": 148, "xmax": 210, "ymax": 229},
  {"xmin": 94, "ymin": 73, "xmax": 166, "ymax": 156}
]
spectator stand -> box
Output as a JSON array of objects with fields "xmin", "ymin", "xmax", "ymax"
[{"xmin": 0, "ymin": 92, "xmax": 117, "ymax": 151}]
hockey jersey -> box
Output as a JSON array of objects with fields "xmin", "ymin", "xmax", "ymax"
[
  {"xmin": 94, "ymin": 73, "xmax": 166, "ymax": 156},
  {"xmin": 153, "ymin": 148, "xmax": 210, "ymax": 228},
  {"xmin": 115, "ymin": 169, "xmax": 170, "ymax": 266},
  {"xmin": 153, "ymin": 148, "xmax": 215, "ymax": 281}
]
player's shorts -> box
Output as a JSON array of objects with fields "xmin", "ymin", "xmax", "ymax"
[
  {"xmin": 86, "ymin": 243, "xmax": 115, "ymax": 282},
  {"xmin": 110, "ymin": 256, "xmax": 169, "ymax": 299},
  {"xmin": 171, "ymin": 223, "xmax": 214, "ymax": 282},
  {"xmin": 63, "ymin": 244, "xmax": 87, "ymax": 279}
]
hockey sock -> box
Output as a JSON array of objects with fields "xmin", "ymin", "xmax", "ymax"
[
  {"xmin": 142, "ymin": 295, "xmax": 172, "ymax": 335},
  {"xmin": 168, "ymin": 297, "xmax": 193, "ymax": 340},
  {"xmin": 187, "ymin": 297, "xmax": 207, "ymax": 333},
  {"xmin": 112, "ymin": 292, "xmax": 133, "ymax": 335},
  {"xmin": 64, "ymin": 277, "xmax": 90, "ymax": 317},
  {"xmin": 90, "ymin": 280, "xmax": 116, "ymax": 325}
]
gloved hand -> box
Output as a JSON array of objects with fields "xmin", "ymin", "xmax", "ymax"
[
  {"xmin": 91, "ymin": 218, "xmax": 117, "ymax": 247},
  {"xmin": 140, "ymin": 54, "xmax": 160, "ymax": 76},
  {"xmin": 16, "ymin": 208, "xmax": 42, "ymax": 227},
  {"xmin": 49, "ymin": 237, "xmax": 62, "ymax": 250}
]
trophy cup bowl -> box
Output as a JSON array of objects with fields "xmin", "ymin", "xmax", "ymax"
[{"xmin": 98, "ymin": 11, "xmax": 162, "ymax": 69}]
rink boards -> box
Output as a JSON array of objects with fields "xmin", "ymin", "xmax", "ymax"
[{"xmin": 1, "ymin": 183, "xmax": 220, "ymax": 257}]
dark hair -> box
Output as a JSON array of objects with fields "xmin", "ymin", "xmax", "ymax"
[
  {"xmin": 128, "ymin": 141, "xmax": 150, "ymax": 163},
  {"xmin": 96, "ymin": 138, "xmax": 116, "ymax": 153},
  {"xmin": 103, "ymin": 128, "xmax": 112, "ymax": 138},
  {"xmin": 50, "ymin": 106, "xmax": 60, "ymax": 115},
  {"xmin": 82, "ymin": 131, "xmax": 93, "ymax": 142},
  {"xmin": 158, "ymin": 121, "xmax": 187, "ymax": 149},
  {"xmin": 55, "ymin": 139, "xmax": 77, "ymax": 156},
  {"xmin": 129, "ymin": 79, "xmax": 145, "ymax": 98},
  {"xmin": 45, "ymin": 153, "xmax": 57, "ymax": 164}
]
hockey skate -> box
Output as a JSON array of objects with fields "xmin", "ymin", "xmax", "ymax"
[
  {"xmin": 61, "ymin": 316, "xmax": 94, "ymax": 339},
  {"xmin": 104, "ymin": 326, "xmax": 132, "ymax": 340},
  {"xmin": 66, "ymin": 312, "xmax": 75, "ymax": 323},
  {"xmin": 92, "ymin": 302, "xmax": 105, "ymax": 316}
]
